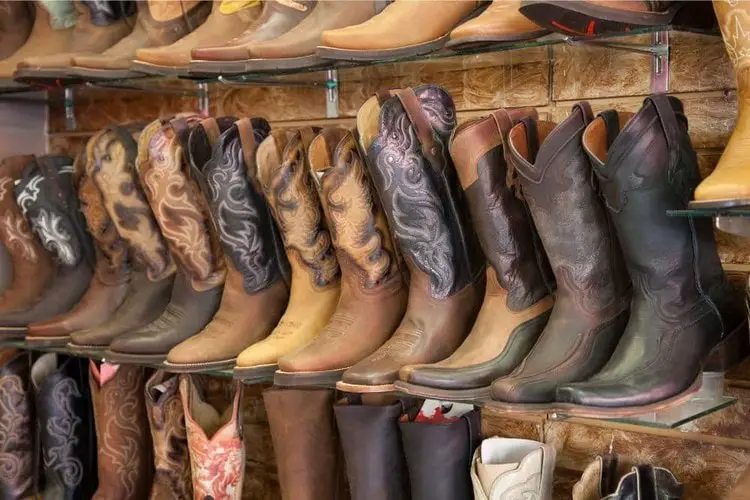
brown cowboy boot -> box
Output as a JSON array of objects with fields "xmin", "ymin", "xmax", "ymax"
[
  {"xmin": 337, "ymin": 86, "xmax": 486, "ymax": 393},
  {"xmin": 106, "ymin": 115, "xmax": 227, "ymax": 364},
  {"xmin": 234, "ymin": 128, "xmax": 341, "ymax": 380},
  {"xmin": 165, "ymin": 117, "xmax": 290, "ymax": 371},
  {"xmin": 447, "ymin": 0, "xmax": 548, "ymax": 48},
  {"xmin": 0, "ymin": 155, "xmax": 55, "ymax": 315},
  {"xmin": 0, "ymin": 1, "xmax": 34, "ymax": 60},
  {"xmin": 395, "ymin": 108, "xmax": 556, "ymax": 401},
  {"xmin": 71, "ymin": 0, "xmax": 212, "ymax": 79},
  {"xmin": 275, "ymin": 128, "xmax": 408, "ymax": 387},
  {"xmin": 26, "ymin": 140, "xmax": 131, "ymax": 346},
  {"xmin": 68, "ymin": 125, "xmax": 176, "ymax": 356},
  {"xmin": 89, "ymin": 361, "xmax": 152, "ymax": 500},
  {"xmin": 132, "ymin": 0, "xmax": 262, "ymax": 76},
  {"xmin": 14, "ymin": 0, "xmax": 135, "ymax": 81},
  {"xmin": 0, "ymin": 349, "xmax": 35, "ymax": 500},
  {"xmin": 146, "ymin": 370, "xmax": 192, "ymax": 500}
]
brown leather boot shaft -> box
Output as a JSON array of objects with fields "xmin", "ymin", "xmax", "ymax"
[
  {"xmin": 0, "ymin": 350, "xmax": 34, "ymax": 499},
  {"xmin": 0, "ymin": 1, "xmax": 34, "ymax": 60}
]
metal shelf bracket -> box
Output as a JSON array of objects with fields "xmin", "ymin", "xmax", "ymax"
[
  {"xmin": 326, "ymin": 69, "xmax": 339, "ymax": 119},
  {"xmin": 64, "ymin": 87, "xmax": 76, "ymax": 132},
  {"xmin": 197, "ymin": 82, "xmax": 209, "ymax": 117}
]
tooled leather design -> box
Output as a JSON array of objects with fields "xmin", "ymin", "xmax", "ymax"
[
  {"xmin": 82, "ymin": 0, "xmax": 137, "ymax": 25},
  {"xmin": 0, "ymin": 359, "xmax": 33, "ymax": 499},
  {"xmin": 94, "ymin": 127, "xmax": 175, "ymax": 281},
  {"xmin": 318, "ymin": 135, "xmax": 396, "ymax": 288},
  {"xmin": 42, "ymin": 377, "xmax": 84, "ymax": 489},
  {"xmin": 0, "ymin": 176, "xmax": 39, "ymax": 263},
  {"xmin": 498, "ymin": 472, "xmax": 542, "ymax": 499},
  {"xmin": 716, "ymin": 0, "xmax": 750, "ymax": 67},
  {"xmin": 260, "ymin": 137, "xmax": 339, "ymax": 288},
  {"xmin": 204, "ymin": 125, "xmax": 285, "ymax": 293},
  {"xmin": 141, "ymin": 120, "xmax": 225, "ymax": 291},
  {"xmin": 368, "ymin": 86, "xmax": 481, "ymax": 299}
]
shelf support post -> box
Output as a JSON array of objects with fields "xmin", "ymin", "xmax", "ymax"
[
  {"xmin": 651, "ymin": 31, "xmax": 670, "ymax": 94},
  {"xmin": 197, "ymin": 82, "xmax": 209, "ymax": 117},
  {"xmin": 326, "ymin": 69, "xmax": 339, "ymax": 119},
  {"xmin": 64, "ymin": 87, "xmax": 76, "ymax": 132}
]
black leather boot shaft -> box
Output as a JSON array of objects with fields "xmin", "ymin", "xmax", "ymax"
[
  {"xmin": 81, "ymin": 0, "xmax": 137, "ymax": 25},
  {"xmin": 603, "ymin": 465, "xmax": 683, "ymax": 500}
]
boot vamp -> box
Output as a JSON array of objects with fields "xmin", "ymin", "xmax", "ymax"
[
  {"xmin": 0, "ymin": 28, "xmax": 75, "ymax": 78},
  {"xmin": 451, "ymin": 0, "xmax": 544, "ymax": 40},
  {"xmin": 71, "ymin": 20, "xmax": 150, "ymax": 68},
  {"xmin": 490, "ymin": 300, "xmax": 629, "ymax": 404}
]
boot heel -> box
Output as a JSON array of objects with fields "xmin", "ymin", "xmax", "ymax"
[{"xmin": 705, "ymin": 320, "xmax": 750, "ymax": 372}]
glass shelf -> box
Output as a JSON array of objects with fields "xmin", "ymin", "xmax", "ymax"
[{"xmin": 668, "ymin": 208, "xmax": 750, "ymax": 218}]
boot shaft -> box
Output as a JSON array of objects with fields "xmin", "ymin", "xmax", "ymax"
[
  {"xmin": 139, "ymin": 0, "xmax": 212, "ymax": 46},
  {"xmin": 66, "ymin": 0, "xmax": 136, "ymax": 52},
  {"xmin": 0, "ymin": 1, "xmax": 34, "ymax": 59}
]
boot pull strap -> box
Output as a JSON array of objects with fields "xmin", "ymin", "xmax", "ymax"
[
  {"xmin": 200, "ymin": 117, "xmax": 222, "ymax": 146},
  {"xmin": 375, "ymin": 89, "xmax": 393, "ymax": 106},
  {"xmin": 169, "ymin": 118, "xmax": 194, "ymax": 160},
  {"xmin": 635, "ymin": 465, "xmax": 658, "ymax": 500},
  {"xmin": 573, "ymin": 101, "xmax": 594, "ymax": 124},
  {"xmin": 490, "ymin": 108, "xmax": 514, "ymax": 139},
  {"xmin": 396, "ymin": 88, "xmax": 442, "ymax": 169},
  {"xmin": 643, "ymin": 94, "xmax": 684, "ymax": 184},
  {"xmin": 236, "ymin": 118, "xmax": 258, "ymax": 178},
  {"xmin": 520, "ymin": 117, "xmax": 540, "ymax": 163},
  {"xmin": 599, "ymin": 110, "xmax": 621, "ymax": 151}
]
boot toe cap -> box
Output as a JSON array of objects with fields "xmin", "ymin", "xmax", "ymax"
[
  {"xmin": 108, "ymin": 328, "xmax": 169, "ymax": 355},
  {"xmin": 341, "ymin": 359, "xmax": 400, "ymax": 388},
  {"xmin": 400, "ymin": 365, "xmax": 488, "ymax": 390},
  {"xmin": 490, "ymin": 376, "xmax": 558, "ymax": 404},
  {"xmin": 135, "ymin": 48, "xmax": 190, "ymax": 68}
]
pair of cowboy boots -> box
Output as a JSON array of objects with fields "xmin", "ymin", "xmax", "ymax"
[{"xmin": 573, "ymin": 453, "xmax": 682, "ymax": 500}]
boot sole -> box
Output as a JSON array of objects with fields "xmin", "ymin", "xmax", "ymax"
[
  {"xmin": 688, "ymin": 198, "xmax": 750, "ymax": 210},
  {"xmin": 66, "ymin": 342, "xmax": 109, "ymax": 358},
  {"xmin": 13, "ymin": 68, "xmax": 79, "ymax": 84},
  {"xmin": 243, "ymin": 54, "xmax": 332, "ymax": 73},
  {"xmin": 24, "ymin": 335, "xmax": 71, "ymax": 347},
  {"xmin": 335, "ymin": 380, "xmax": 397, "ymax": 394},
  {"xmin": 102, "ymin": 350, "xmax": 166, "ymax": 366},
  {"xmin": 392, "ymin": 380, "xmax": 491, "ymax": 402},
  {"xmin": 67, "ymin": 67, "xmax": 145, "ymax": 81},
  {"xmin": 444, "ymin": 29, "xmax": 551, "ymax": 50},
  {"xmin": 0, "ymin": 326, "xmax": 28, "ymax": 341},
  {"xmin": 316, "ymin": 35, "xmax": 450, "ymax": 62},
  {"xmin": 129, "ymin": 61, "xmax": 190, "ymax": 77},
  {"xmin": 273, "ymin": 367, "xmax": 348, "ymax": 388},
  {"xmin": 162, "ymin": 358, "xmax": 237, "ymax": 373},
  {"xmin": 233, "ymin": 363, "xmax": 278, "ymax": 382}
]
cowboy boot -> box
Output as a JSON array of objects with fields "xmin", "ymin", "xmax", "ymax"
[
  {"xmin": 556, "ymin": 96, "xmax": 746, "ymax": 416},
  {"xmin": 89, "ymin": 361, "xmax": 152, "ymax": 500},
  {"xmin": 106, "ymin": 115, "xmax": 227, "ymax": 364},
  {"xmin": 132, "ymin": 0, "xmax": 262, "ymax": 76},
  {"xmin": 400, "ymin": 408, "xmax": 481, "ymax": 500},
  {"xmin": 275, "ymin": 128, "xmax": 407, "ymax": 387},
  {"xmin": 70, "ymin": 0, "xmax": 212, "ymax": 79},
  {"xmin": 180, "ymin": 375, "xmax": 245, "ymax": 499},
  {"xmin": 603, "ymin": 466, "xmax": 682, "ymax": 500},
  {"xmin": 471, "ymin": 437, "xmax": 555, "ymax": 500},
  {"xmin": 165, "ymin": 117, "xmax": 291, "ymax": 372},
  {"xmin": 146, "ymin": 370, "xmax": 192, "ymax": 500},
  {"xmin": 338, "ymin": 86, "xmax": 486, "ymax": 393},
  {"xmin": 489, "ymin": 104, "xmax": 631, "ymax": 409},
  {"xmin": 573, "ymin": 454, "xmax": 630, "ymax": 500},
  {"xmin": 447, "ymin": 0, "xmax": 548, "ymax": 48},
  {"xmin": 729, "ymin": 465, "xmax": 750, "ymax": 500},
  {"xmin": 14, "ymin": 0, "xmax": 136, "ymax": 81},
  {"xmin": 264, "ymin": 387, "xmax": 347, "ymax": 500},
  {"xmin": 234, "ymin": 128, "xmax": 341, "ymax": 381},
  {"xmin": 26, "ymin": 142, "xmax": 131, "ymax": 347},
  {"xmin": 189, "ymin": 0, "xmax": 316, "ymax": 74},
  {"xmin": 317, "ymin": 0, "xmax": 482, "ymax": 61},
  {"xmin": 334, "ymin": 397, "xmax": 411, "ymax": 500},
  {"xmin": 0, "ymin": 1, "xmax": 34, "ymax": 60},
  {"xmin": 691, "ymin": 1, "xmax": 750, "ymax": 208},
  {"xmin": 0, "ymin": 1, "xmax": 78, "ymax": 83},
  {"xmin": 0, "ymin": 155, "xmax": 55, "ymax": 315},
  {"xmin": 31, "ymin": 353, "xmax": 97, "ymax": 500},
  {"xmin": 232, "ymin": 0, "xmax": 378, "ymax": 73},
  {"xmin": 0, "ymin": 349, "xmax": 35, "ymax": 500},
  {"xmin": 0, "ymin": 244, "xmax": 10, "ymax": 294},
  {"xmin": 68, "ymin": 126, "xmax": 175, "ymax": 356},
  {"xmin": 0, "ymin": 156, "xmax": 95, "ymax": 339},
  {"xmin": 394, "ymin": 108, "xmax": 555, "ymax": 401}
]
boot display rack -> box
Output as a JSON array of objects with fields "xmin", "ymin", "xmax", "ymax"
[{"xmin": 0, "ymin": 22, "xmax": 739, "ymax": 432}]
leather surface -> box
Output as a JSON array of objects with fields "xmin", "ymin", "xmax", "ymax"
[
  {"xmin": 603, "ymin": 466, "xmax": 683, "ymax": 500},
  {"xmin": 334, "ymin": 400, "xmax": 410, "ymax": 500},
  {"xmin": 264, "ymin": 387, "xmax": 346, "ymax": 500},
  {"xmin": 278, "ymin": 128, "xmax": 407, "ymax": 374},
  {"xmin": 400, "ymin": 408, "xmax": 481, "ymax": 500},
  {"xmin": 89, "ymin": 362, "xmax": 152, "ymax": 500},
  {"xmin": 451, "ymin": 0, "xmax": 545, "ymax": 41},
  {"xmin": 146, "ymin": 371, "xmax": 192, "ymax": 500},
  {"xmin": 32, "ymin": 354, "xmax": 97, "ymax": 500},
  {"xmin": 82, "ymin": 0, "xmax": 137, "ymax": 25},
  {"xmin": 0, "ymin": 350, "xmax": 34, "ymax": 499},
  {"xmin": 0, "ymin": 1, "xmax": 34, "ymax": 60},
  {"xmin": 492, "ymin": 104, "xmax": 631, "ymax": 404},
  {"xmin": 558, "ymin": 96, "xmax": 744, "ymax": 408}
]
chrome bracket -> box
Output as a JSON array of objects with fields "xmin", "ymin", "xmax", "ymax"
[
  {"xmin": 197, "ymin": 82, "xmax": 209, "ymax": 117},
  {"xmin": 326, "ymin": 69, "xmax": 339, "ymax": 119},
  {"xmin": 64, "ymin": 87, "xmax": 76, "ymax": 132}
]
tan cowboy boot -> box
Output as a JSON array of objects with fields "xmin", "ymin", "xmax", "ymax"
[
  {"xmin": 447, "ymin": 0, "xmax": 548, "ymax": 48},
  {"xmin": 70, "ymin": 0, "xmax": 212, "ymax": 79},
  {"xmin": 317, "ymin": 0, "xmax": 481, "ymax": 61},
  {"xmin": 234, "ymin": 128, "xmax": 341, "ymax": 380},
  {"xmin": 164, "ymin": 117, "xmax": 290, "ymax": 372},
  {"xmin": 275, "ymin": 128, "xmax": 408, "ymax": 387},
  {"xmin": 14, "ymin": 0, "xmax": 135, "ymax": 81},
  {"xmin": 0, "ymin": 2, "xmax": 34, "ymax": 60},
  {"xmin": 132, "ymin": 0, "xmax": 261, "ymax": 76},
  {"xmin": 691, "ymin": 1, "xmax": 750, "ymax": 208}
]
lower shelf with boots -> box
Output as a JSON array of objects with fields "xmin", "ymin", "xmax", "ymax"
[
  {"xmin": 164, "ymin": 117, "xmax": 290, "ymax": 372},
  {"xmin": 274, "ymin": 127, "xmax": 408, "ymax": 387}
]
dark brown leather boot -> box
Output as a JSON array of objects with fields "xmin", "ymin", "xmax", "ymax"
[
  {"xmin": 275, "ymin": 128, "xmax": 408, "ymax": 387},
  {"xmin": 264, "ymin": 387, "xmax": 347, "ymax": 500},
  {"xmin": 395, "ymin": 107, "xmax": 556, "ymax": 401},
  {"xmin": 334, "ymin": 397, "xmax": 411, "ymax": 500},
  {"xmin": 0, "ymin": 156, "xmax": 95, "ymax": 339},
  {"xmin": 181, "ymin": 375, "xmax": 245, "ymax": 499},
  {"xmin": 27, "ymin": 144, "xmax": 131, "ymax": 346},
  {"xmin": 31, "ymin": 353, "xmax": 97, "ymax": 499},
  {"xmin": 338, "ymin": 86, "xmax": 486, "ymax": 394},
  {"xmin": 146, "ymin": 370, "xmax": 192, "ymax": 500},
  {"xmin": 0, "ymin": 349, "xmax": 34, "ymax": 500},
  {"xmin": 89, "ymin": 361, "xmax": 152, "ymax": 500},
  {"xmin": 0, "ymin": 1, "xmax": 34, "ymax": 60},
  {"xmin": 165, "ymin": 117, "xmax": 291, "ymax": 372},
  {"xmin": 556, "ymin": 96, "xmax": 746, "ymax": 417},
  {"xmin": 106, "ymin": 115, "xmax": 226, "ymax": 364},
  {"xmin": 68, "ymin": 126, "xmax": 175, "ymax": 356},
  {"xmin": 0, "ymin": 155, "xmax": 55, "ymax": 315},
  {"xmin": 489, "ymin": 103, "xmax": 632, "ymax": 409}
]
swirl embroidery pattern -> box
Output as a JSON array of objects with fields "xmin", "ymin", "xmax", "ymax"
[
  {"xmin": 0, "ymin": 373, "xmax": 33, "ymax": 496},
  {"xmin": 0, "ymin": 212, "xmax": 37, "ymax": 263},
  {"xmin": 29, "ymin": 209, "xmax": 76, "ymax": 266},
  {"xmin": 44, "ymin": 378, "xmax": 83, "ymax": 488}
]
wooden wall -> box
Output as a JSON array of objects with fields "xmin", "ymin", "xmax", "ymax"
[{"xmin": 46, "ymin": 31, "xmax": 750, "ymax": 499}]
